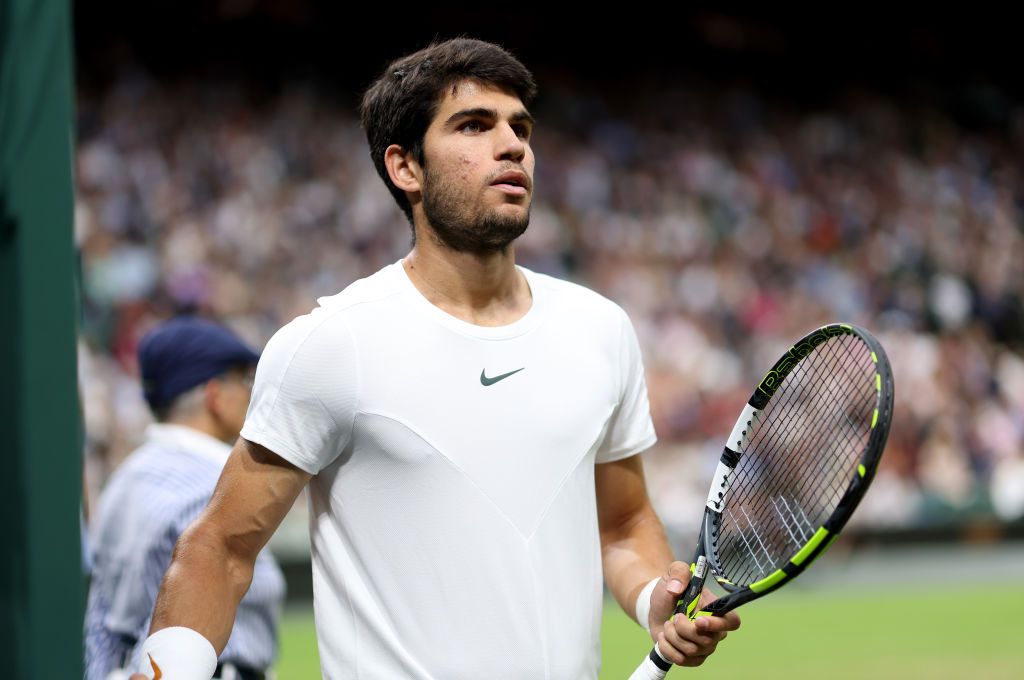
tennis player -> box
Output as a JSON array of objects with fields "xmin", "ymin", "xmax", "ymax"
[{"xmin": 132, "ymin": 38, "xmax": 740, "ymax": 679}]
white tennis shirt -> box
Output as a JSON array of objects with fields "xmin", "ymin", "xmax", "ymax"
[{"xmin": 241, "ymin": 260, "xmax": 657, "ymax": 679}]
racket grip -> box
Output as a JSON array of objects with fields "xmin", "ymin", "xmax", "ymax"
[
  {"xmin": 627, "ymin": 645, "xmax": 671, "ymax": 680},
  {"xmin": 675, "ymin": 556, "xmax": 707, "ymax": 620}
]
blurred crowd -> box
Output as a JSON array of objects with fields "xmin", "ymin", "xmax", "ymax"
[{"xmin": 76, "ymin": 72, "xmax": 1024, "ymax": 541}]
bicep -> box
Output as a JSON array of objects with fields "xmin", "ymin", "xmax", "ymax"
[{"xmin": 197, "ymin": 437, "xmax": 311, "ymax": 563}]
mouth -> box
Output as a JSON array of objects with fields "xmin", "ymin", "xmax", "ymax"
[{"xmin": 490, "ymin": 171, "xmax": 530, "ymax": 197}]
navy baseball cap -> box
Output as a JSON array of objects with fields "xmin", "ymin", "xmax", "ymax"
[{"xmin": 138, "ymin": 316, "xmax": 261, "ymax": 410}]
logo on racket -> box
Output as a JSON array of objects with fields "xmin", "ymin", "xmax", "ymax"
[{"xmin": 757, "ymin": 325, "xmax": 852, "ymax": 400}]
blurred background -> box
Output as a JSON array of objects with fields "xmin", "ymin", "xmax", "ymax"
[{"xmin": 73, "ymin": 4, "xmax": 1024, "ymax": 677}]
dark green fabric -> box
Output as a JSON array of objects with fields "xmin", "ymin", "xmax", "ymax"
[{"xmin": 0, "ymin": 0, "xmax": 83, "ymax": 677}]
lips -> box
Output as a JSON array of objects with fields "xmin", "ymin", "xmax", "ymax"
[
  {"xmin": 490, "ymin": 171, "xmax": 530, "ymax": 198},
  {"xmin": 491, "ymin": 170, "xmax": 530, "ymax": 192}
]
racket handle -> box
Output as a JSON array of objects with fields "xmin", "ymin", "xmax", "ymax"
[
  {"xmin": 675, "ymin": 556, "xmax": 706, "ymax": 620},
  {"xmin": 629, "ymin": 557, "xmax": 706, "ymax": 679},
  {"xmin": 627, "ymin": 645, "xmax": 671, "ymax": 680}
]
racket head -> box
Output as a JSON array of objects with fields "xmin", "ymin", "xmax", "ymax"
[{"xmin": 700, "ymin": 323, "xmax": 894, "ymax": 611}]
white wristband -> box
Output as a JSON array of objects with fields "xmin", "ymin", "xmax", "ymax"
[
  {"xmin": 136, "ymin": 626, "xmax": 218, "ymax": 679},
  {"xmin": 634, "ymin": 577, "xmax": 661, "ymax": 634}
]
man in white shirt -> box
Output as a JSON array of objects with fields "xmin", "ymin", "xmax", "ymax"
[{"xmin": 133, "ymin": 38, "xmax": 740, "ymax": 679}]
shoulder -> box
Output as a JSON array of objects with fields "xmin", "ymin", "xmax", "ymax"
[
  {"xmin": 107, "ymin": 444, "xmax": 219, "ymax": 489},
  {"xmin": 315, "ymin": 262, "xmax": 405, "ymax": 313},
  {"xmin": 94, "ymin": 446, "xmax": 218, "ymax": 531},
  {"xmin": 264, "ymin": 263, "xmax": 403, "ymax": 361},
  {"xmin": 525, "ymin": 267, "xmax": 630, "ymax": 328}
]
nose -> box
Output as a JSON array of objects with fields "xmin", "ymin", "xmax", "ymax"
[{"xmin": 494, "ymin": 122, "xmax": 526, "ymax": 162}]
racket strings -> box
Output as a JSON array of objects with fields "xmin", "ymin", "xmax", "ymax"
[
  {"xmin": 753, "ymin": 337, "xmax": 874, "ymax": 500},
  {"xmin": 725, "ymin": 339, "xmax": 873, "ymax": 571},
  {"xmin": 720, "ymin": 337, "xmax": 874, "ymax": 577},
  {"xmin": 714, "ymin": 335, "xmax": 877, "ymax": 586}
]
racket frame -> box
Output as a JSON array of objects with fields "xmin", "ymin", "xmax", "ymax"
[
  {"xmin": 680, "ymin": 323, "xmax": 894, "ymax": 618},
  {"xmin": 639, "ymin": 323, "xmax": 895, "ymax": 675}
]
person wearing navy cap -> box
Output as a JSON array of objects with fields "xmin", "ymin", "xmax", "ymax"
[{"xmin": 85, "ymin": 316, "xmax": 285, "ymax": 680}]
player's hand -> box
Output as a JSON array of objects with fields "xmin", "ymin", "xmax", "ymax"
[{"xmin": 647, "ymin": 561, "xmax": 741, "ymax": 667}]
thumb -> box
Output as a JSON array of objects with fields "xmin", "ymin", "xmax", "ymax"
[{"xmin": 648, "ymin": 561, "xmax": 691, "ymax": 628}]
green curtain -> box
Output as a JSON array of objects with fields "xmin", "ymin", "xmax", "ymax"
[{"xmin": 0, "ymin": 0, "xmax": 83, "ymax": 676}]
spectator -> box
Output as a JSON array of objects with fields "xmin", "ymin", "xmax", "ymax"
[{"xmin": 84, "ymin": 316, "xmax": 285, "ymax": 680}]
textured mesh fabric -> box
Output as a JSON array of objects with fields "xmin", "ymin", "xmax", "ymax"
[{"xmin": 242, "ymin": 261, "xmax": 658, "ymax": 679}]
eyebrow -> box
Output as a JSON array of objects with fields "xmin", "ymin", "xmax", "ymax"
[{"xmin": 444, "ymin": 107, "xmax": 536, "ymax": 128}]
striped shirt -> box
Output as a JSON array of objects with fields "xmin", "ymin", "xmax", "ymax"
[{"xmin": 85, "ymin": 424, "xmax": 285, "ymax": 680}]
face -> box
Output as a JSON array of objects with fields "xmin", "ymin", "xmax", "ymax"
[
  {"xmin": 417, "ymin": 80, "xmax": 536, "ymax": 254},
  {"xmin": 212, "ymin": 366, "xmax": 255, "ymax": 440}
]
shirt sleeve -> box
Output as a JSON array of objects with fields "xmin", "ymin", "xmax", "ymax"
[
  {"xmin": 241, "ymin": 309, "xmax": 359, "ymax": 474},
  {"xmin": 596, "ymin": 307, "xmax": 658, "ymax": 464}
]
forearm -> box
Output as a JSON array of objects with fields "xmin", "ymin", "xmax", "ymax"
[
  {"xmin": 601, "ymin": 505, "xmax": 675, "ymax": 622},
  {"xmin": 134, "ymin": 440, "xmax": 308, "ymax": 679},
  {"xmin": 148, "ymin": 521, "xmax": 254, "ymax": 653}
]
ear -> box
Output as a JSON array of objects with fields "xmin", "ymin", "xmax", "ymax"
[
  {"xmin": 384, "ymin": 144, "xmax": 422, "ymax": 195},
  {"xmin": 203, "ymin": 379, "xmax": 222, "ymax": 418}
]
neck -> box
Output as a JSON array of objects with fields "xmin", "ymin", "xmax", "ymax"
[
  {"xmin": 170, "ymin": 412, "xmax": 232, "ymax": 444},
  {"xmin": 403, "ymin": 229, "xmax": 532, "ymax": 327}
]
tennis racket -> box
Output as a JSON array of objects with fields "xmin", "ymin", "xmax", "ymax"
[{"xmin": 628, "ymin": 323, "xmax": 894, "ymax": 679}]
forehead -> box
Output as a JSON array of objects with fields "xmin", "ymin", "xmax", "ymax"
[{"xmin": 429, "ymin": 79, "xmax": 528, "ymax": 126}]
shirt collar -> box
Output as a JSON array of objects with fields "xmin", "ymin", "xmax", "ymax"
[{"xmin": 144, "ymin": 423, "xmax": 233, "ymax": 466}]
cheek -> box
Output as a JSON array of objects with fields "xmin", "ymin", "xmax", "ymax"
[
  {"xmin": 236, "ymin": 391, "xmax": 253, "ymax": 415},
  {"xmin": 457, "ymin": 153, "xmax": 477, "ymax": 182}
]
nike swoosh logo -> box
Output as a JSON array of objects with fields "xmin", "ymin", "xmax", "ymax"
[
  {"xmin": 149, "ymin": 654, "xmax": 163, "ymax": 679},
  {"xmin": 480, "ymin": 367, "xmax": 525, "ymax": 386}
]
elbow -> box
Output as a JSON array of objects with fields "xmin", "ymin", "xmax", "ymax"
[{"xmin": 600, "ymin": 502, "xmax": 661, "ymax": 545}]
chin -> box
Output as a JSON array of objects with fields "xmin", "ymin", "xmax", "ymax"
[{"xmin": 494, "ymin": 201, "xmax": 531, "ymax": 219}]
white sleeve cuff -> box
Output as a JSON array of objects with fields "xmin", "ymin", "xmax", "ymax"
[
  {"xmin": 634, "ymin": 576, "xmax": 661, "ymax": 634},
  {"xmin": 137, "ymin": 626, "xmax": 218, "ymax": 679}
]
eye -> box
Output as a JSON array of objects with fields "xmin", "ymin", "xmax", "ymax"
[
  {"xmin": 460, "ymin": 120, "xmax": 484, "ymax": 134},
  {"xmin": 513, "ymin": 124, "xmax": 532, "ymax": 140}
]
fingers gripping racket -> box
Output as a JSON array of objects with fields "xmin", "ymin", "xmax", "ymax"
[{"xmin": 629, "ymin": 323, "xmax": 894, "ymax": 679}]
